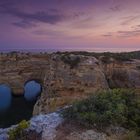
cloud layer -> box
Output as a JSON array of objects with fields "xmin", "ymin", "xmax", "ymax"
[{"xmin": 0, "ymin": 0, "xmax": 140, "ymax": 51}]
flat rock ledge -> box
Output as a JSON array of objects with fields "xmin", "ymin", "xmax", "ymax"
[
  {"xmin": 67, "ymin": 130, "xmax": 106, "ymax": 140},
  {"xmin": 0, "ymin": 112, "xmax": 63, "ymax": 140}
]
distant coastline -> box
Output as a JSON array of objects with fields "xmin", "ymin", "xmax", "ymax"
[{"xmin": 0, "ymin": 48, "xmax": 140, "ymax": 53}]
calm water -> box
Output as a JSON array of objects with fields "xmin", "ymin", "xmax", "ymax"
[
  {"xmin": 0, "ymin": 85, "xmax": 12, "ymax": 112},
  {"xmin": 0, "ymin": 81, "xmax": 41, "ymax": 128},
  {"xmin": 24, "ymin": 81, "xmax": 41, "ymax": 101}
]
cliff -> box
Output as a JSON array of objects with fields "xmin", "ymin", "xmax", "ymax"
[{"xmin": 0, "ymin": 52, "xmax": 140, "ymax": 115}]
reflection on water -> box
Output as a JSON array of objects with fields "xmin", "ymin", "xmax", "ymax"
[
  {"xmin": 24, "ymin": 81, "xmax": 41, "ymax": 101},
  {"xmin": 0, "ymin": 85, "xmax": 12, "ymax": 112},
  {"xmin": 0, "ymin": 97, "xmax": 36, "ymax": 128},
  {"xmin": 0, "ymin": 81, "xmax": 41, "ymax": 128}
]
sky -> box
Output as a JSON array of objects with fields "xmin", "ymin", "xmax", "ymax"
[{"xmin": 0, "ymin": 0, "xmax": 140, "ymax": 52}]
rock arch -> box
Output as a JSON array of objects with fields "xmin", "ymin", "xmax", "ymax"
[
  {"xmin": 2, "ymin": 53, "xmax": 139, "ymax": 115},
  {"xmin": 0, "ymin": 56, "xmax": 48, "ymax": 95}
]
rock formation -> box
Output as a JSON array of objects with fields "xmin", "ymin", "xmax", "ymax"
[{"xmin": 0, "ymin": 52, "xmax": 140, "ymax": 115}]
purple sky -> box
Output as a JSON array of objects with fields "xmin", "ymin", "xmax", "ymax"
[{"xmin": 0, "ymin": 0, "xmax": 140, "ymax": 52}]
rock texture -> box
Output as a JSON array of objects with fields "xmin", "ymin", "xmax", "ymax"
[
  {"xmin": 101, "ymin": 58, "xmax": 140, "ymax": 88},
  {"xmin": 0, "ymin": 112, "xmax": 63, "ymax": 140},
  {"xmin": 0, "ymin": 53, "xmax": 48, "ymax": 95},
  {"xmin": 0, "ymin": 111, "xmax": 129, "ymax": 140},
  {"xmin": 55, "ymin": 119, "xmax": 130, "ymax": 140},
  {"xmin": 0, "ymin": 52, "xmax": 140, "ymax": 114},
  {"xmin": 66, "ymin": 130, "xmax": 106, "ymax": 140}
]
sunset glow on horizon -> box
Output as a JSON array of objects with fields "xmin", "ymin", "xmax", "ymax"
[{"xmin": 0, "ymin": 0, "xmax": 140, "ymax": 52}]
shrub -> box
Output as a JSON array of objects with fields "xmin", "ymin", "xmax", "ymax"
[
  {"xmin": 8, "ymin": 120, "xmax": 30, "ymax": 140},
  {"xmin": 61, "ymin": 55, "xmax": 80, "ymax": 69},
  {"xmin": 62, "ymin": 89, "xmax": 140, "ymax": 135},
  {"xmin": 136, "ymin": 66, "xmax": 140, "ymax": 70},
  {"xmin": 122, "ymin": 131, "xmax": 138, "ymax": 140}
]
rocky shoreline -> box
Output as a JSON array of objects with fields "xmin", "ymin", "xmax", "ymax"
[
  {"xmin": 0, "ymin": 112, "xmax": 63, "ymax": 140},
  {"xmin": 0, "ymin": 112, "xmax": 130, "ymax": 140},
  {"xmin": 0, "ymin": 52, "xmax": 140, "ymax": 115}
]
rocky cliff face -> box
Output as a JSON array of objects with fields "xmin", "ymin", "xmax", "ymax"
[
  {"xmin": 100, "ymin": 57, "xmax": 140, "ymax": 88},
  {"xmin": 0, "ymin": 52, "xmax": 140, "ymax": 115},
  {"xmin": 33, "ymin": 54, "xmax": 109, "ymax": 114},
  {"xmin": 0, "ymin": 53, "xmax": 49, "ymax": 95}
]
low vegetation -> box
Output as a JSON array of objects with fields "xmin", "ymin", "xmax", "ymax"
[
  {"xmin": 122, "ymin": 131, "xmax": 138, "ymax": 140},
  {"xmin": 57, "ymin": 51, "xmax": 140, "ymax": 61},
  {"xmin": 62, "ymin": 89, "xmax": 140, "ymax": 135},
  {"xmin": 8, "ymin": 120, "xmax": 30, "ymax": 140},
  {"xmin": 136, "ymin": 66, "xmax": 140, "ymax": 70},
  {"xmin": 61, "ymin": 54, "xmax": 81, "ymax": 69}
]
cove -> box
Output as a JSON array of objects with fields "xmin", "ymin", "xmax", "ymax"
[
  {"xmin": 0, "ymin": 85, "xmax": 12, "ymax": 112},
  {"xmin": 0, "ymin": 81, "xmax": 41, "ymax": 128},
  {"xmin": 24, "ymin": 80, "xmax": 41, "ymax": 101}
]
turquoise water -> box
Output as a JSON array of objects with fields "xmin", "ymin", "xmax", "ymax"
[
  {"xmin": 0, "ymin": 85, "xmax": 12, "ymax": 112},
  {"xmin": 0, "ymin": 81, "xmax": 41, "ymax": 128},
  {"xmin": 24, "ymin": 81, "xmax": 41, "ymax": 101}
]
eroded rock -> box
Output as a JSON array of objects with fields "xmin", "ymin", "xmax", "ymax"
[{"xmin": 0, "ymin": 52, "xmax": 140, "ymax": 115}]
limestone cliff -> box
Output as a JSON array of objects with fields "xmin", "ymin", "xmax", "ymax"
[
  {"xmin": 100, "ymin": 57, "xmax": 140, "ymax": 88},
  {"xmin": 33, "ymin": 54, "xmax": 108, "ymax": 114},
  {"xmin": 0, "ymin": 52, "xmax": 140, "ymax": 115}
]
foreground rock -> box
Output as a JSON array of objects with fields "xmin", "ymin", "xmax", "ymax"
[
  {"xmin": 30, "ymin": 112, "xmax": 63, "ymax": 140},
  {"xmin": 0, "ymin": 111, "xmax": 139, "ymax": 140},
  {"xmin": 0, "ymin": 112, "xmax": 63, "ymax": 140},
  {"xmin": 55, "ymin": 120, "xmax": 134, "ymax": 140},
  {"xmin": 66, "ymin": 130, "xmax": 106, "ymax": 140}
]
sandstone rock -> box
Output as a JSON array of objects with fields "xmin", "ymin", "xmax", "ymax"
[
  {"xmin": 0, "ymin": 112, "xmax": 63, "ymax": 140},
  {"xmin": 0, "ymin": 52, "xmax": 140, "ymax": 115},
  {"xmin": 102, "ymin": 59, "xmax": 140, "ymax": 88}
]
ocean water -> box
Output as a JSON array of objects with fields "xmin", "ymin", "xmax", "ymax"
[
  {"xmin": 24, "ymin": 81, "xmax": 41, "ymax": 101},
  {"xmin": 0, "ymin": 81, "xmax": 41, "ymax": 128},
  {"xmin": 0, "ymin": 85, "xmax": 12, "ymax": 112}
]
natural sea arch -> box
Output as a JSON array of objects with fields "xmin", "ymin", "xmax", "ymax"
[
  {"xmin": 24, "ymin": 80, "xmax": 42, "ymax": 101},
  {"xmin": 0, "ymin": 80, "xmax": 42, "ymax": 128}
]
